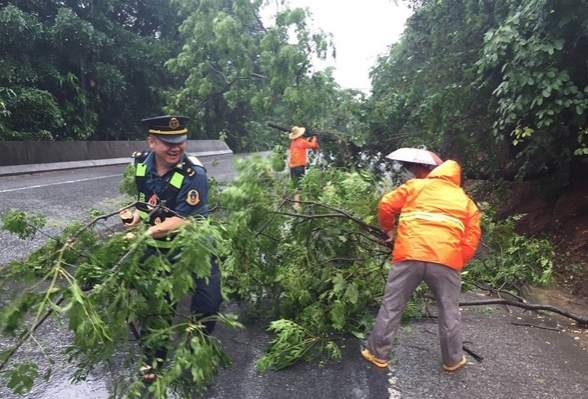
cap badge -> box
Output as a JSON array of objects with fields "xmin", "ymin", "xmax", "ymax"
[{"xmin": 169, "ymin": 118, "xmax": 180, "ymax": 129}]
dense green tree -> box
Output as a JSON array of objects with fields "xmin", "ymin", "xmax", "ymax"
[
  {"xmin": 369, "ymin": 0, "xmax": 588, "ymax": 185},
  {"xmin": 165, "ymin": 0, "xmax": 364, "ymax": 153},
  {"xmin": 477, "ymin": 0, "xmax": 588, "ymax": 185},
  {"xmin": 0, "ymin": 0, "xmax": 368, "ymax": 155},
  {"xmin": 0, "ymin": 1, "xmax": 183, "ymax": 141},
  {"xmin": 367, "ymin": 0, "xmax": 510, "ymax": 175}
]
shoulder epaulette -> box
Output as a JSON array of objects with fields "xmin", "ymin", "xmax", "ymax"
[
  {"xmin": 132, "ymin": 150, "xmax": 150, "ymax": 160},
  {"xmin": 178, "ymin": 155, "xmax": 205, "ymax": 176},
  {"xmin": 186, "ymin": 155, "xmax": 203, "ymax": 167}
]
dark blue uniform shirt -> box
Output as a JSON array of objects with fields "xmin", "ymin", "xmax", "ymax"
[{"xmin": 142, "ymin": 151, "xmax": 209, "ymax": 218}]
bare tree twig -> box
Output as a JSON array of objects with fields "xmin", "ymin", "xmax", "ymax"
[
  {"xmin": 462, "ymin": 345, "xmax": 484, "ymax": 362},
  {"xmin": 457, "ymin": 298, "xmax": 588, "ymax": 325},
  {"xmin": 256, "ymin": 199, "xmax": 288, "ymax": 237},
  {"xmin": 277, "ymin": 198, "xmax": 390, "ymax": 241},
  {"xmin": 468, "ymin": 282, "xmax": 527, "ymax": 303},
  {"xmin": 511, "ymin": 322, "xmax": 560, "ymax": 331},
  {"xmin": 318, "ymin": 257, "xmax": 366, "ymax": 266}
]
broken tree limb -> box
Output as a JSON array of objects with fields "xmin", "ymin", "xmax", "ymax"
[
  {"xmin": 511, "ymin": 322, "xmax": 561, "ymax": 331},
  {"xmin": 266, "ymin": 121, "xmax": 290, "ymax": 133},
  {"xmin": 278, "ymin": 198, "xmax": 392, "ymax": 243},
  {"xmin": 423, "ymin": 293, "xmax": 588, "ymax": 325},
  {"xmin": 458, "ymin": 298, "xmax": 588, "ymax": 325},
  {"xmin": 469, "ymin": 282, "xmax": 528, "ymax": 303},
  {"xmin": 462, "ymin": 345, "xmax": 484, "ymax": 362},
  {"xmin": 423, "ymin": 327, "xmax": 484, "ymax": 362},
  {"xmin": 0, "ymin": 296, "xmax": 65, "ymax": 372}
]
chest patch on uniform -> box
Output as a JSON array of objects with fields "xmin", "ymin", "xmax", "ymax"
[
  {"xmin": 186, "ymin": 189, "xmax": 200, "ymax": 206},
  {"xmin": 148, "ymin": 194, "xmax": 157, "ymax": 209}
]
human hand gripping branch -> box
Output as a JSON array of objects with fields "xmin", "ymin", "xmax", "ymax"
[{"xmin": 123, "ymin": 202, "xmax": 189, "ymax": 239}]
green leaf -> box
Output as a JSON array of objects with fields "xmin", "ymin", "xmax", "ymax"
[
  {"xmin": 554, "ymin": 39, "xmax": 564, "ymax": 50},
  {"xmin": 332, "ymin": 273, "xmax": 346, "ymax": 293},
  {"xmin": 344, "ymin": 282, "xmax": 359, "ymax": 305},
  {"xmin": 5, "ymin": 364, "xmax": 39, "ymax": 395}
]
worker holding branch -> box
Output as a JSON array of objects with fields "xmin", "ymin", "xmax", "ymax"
[{"xmin": 288, "ymin": 126, "xmax": 319, "ymax": 209}]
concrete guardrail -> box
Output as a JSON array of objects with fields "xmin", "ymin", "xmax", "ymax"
[{"xmin": 0, "ymin": 140, "xmax": 233, "ymax": 177}]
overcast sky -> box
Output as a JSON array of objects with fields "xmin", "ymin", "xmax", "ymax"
[{"xmin": 262, "ymin": 0, "xmax": 413, "ymax": 92}]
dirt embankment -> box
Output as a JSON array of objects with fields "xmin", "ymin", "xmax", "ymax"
[
  {"xmin": 476, "ymin": 169, "xmax": 588, "ymax": 348},
  {"xmin": 493, "ymin": 169, "xmax": 588, "ymax": 299}
]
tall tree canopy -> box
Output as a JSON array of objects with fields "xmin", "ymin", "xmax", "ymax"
[
  {"xmin": 0, "ymin": 0, "xmax": 368, "ymax": 157},
  {"xmin": 0, "ymin": 0, "xmax": 183, "ymax": 141},
  {"xmin": 164, "ymin": 0, "xmax": 354, "ymax": 152},
  {"xmin": 367, "ymin": 0, "xmax": 588, "ymax": 185},
  {"xmin": 2, "ymin": 0, "xmax": 588, "ymax": 180}
]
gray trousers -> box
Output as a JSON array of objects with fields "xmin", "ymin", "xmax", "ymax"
[{"xmin": 366, "ymin": 260, "xmax": 463, "ymax": 366}]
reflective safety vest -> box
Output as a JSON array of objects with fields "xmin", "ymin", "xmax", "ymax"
[{"xmin": 133, "ymin": 151, "xmax": 204, "ymax": 249}]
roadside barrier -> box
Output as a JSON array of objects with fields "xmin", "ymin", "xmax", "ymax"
[{"xmin": 0, "ymin": 140, "xmax": 232, "ymax": 177}]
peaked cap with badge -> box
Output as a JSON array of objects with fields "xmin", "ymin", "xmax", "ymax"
[{"xmin": 142, "ymin": 115, "xmax": 191, "ymax": 144}]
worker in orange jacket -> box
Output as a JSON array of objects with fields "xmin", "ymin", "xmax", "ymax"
[
  {"xmin": 362, "ymin": 159, "xmax": 481, "ymax": 372},
  {"xmin": 288, "ymin": 126, "xmax": 319, "ymax": 208}
]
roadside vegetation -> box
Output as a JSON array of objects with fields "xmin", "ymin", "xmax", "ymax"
[{"xmin": 1, "ymin": 0, "xmax": 588, "ymax": 398}]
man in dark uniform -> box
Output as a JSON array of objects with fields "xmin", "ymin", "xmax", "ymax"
[{"xmin": 124, "ymin": 115, "xmax": 222, "ymax": 381}]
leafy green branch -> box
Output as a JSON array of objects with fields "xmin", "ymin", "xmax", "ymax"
[{"xmin": 0, "ymin": 204, "xmax": 240, "ymax": 398}]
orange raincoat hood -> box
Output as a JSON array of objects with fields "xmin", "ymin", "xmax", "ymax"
[
  {"xmin": 378, "ymin": 160, "xmax": 481, "ymax": 270},
  {"xmin": 427, "ymin": 160, "xmax": 461, "ymax": 186}
]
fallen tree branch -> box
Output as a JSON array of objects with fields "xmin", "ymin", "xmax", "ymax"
[
  {"xmin": 0, "ymin": 238, "xmax": 143, "ymax": 372},
  {"xmin": 511, "ymin": 322, "xmax": 561, "ymax": 331},
  {"xmin": 0, "ymin": 296, "xmax": 65, "ymax": 372},
  {"xmin": 277, "ymin": 198, "xmax": 392, "ymax": 244},
  {"xmin": 458, "ymin": 298, "xmax": 588, "ymax": 325},
  {"xmin": 468, "ymin": 282, "xmax": 527, "ymax": 303},
  {"xmin": 422, "ymin": 328, "xmax": 484, "ymax": 362},
  {"xmin": 462, "ymin": 345, "xmax": 484, "ymax": 362},
  {"xmin": 424, "ymin": 292, "xmax": 588, "ymax": 325}
]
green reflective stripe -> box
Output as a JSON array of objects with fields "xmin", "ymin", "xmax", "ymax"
[
  {"xmin": 399, "ymin": 211, "xmax": 465, "ymax": 231},
  {"xmin": 138, "ymin": 210, "xmax": 149, "ymax": 220},
  {"xmin": 136, "ymin": 163, "xmax": 147, "ymax": 177},
  {"xmin": 170, "ymin": 172, "xmax": 184, "ymax": 189}
]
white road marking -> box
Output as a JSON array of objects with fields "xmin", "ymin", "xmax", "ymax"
[{"xmin": 0, "ymin": 174, "xmax": 121, "ymax": 193}]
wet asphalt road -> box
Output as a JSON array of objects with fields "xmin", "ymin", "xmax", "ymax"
[{"xmin": 1, "ymin": 153, "xmax": 588, "ymax": 398}]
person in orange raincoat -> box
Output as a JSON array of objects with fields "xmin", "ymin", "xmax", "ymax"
[
  {"xmin": 362, "ymin": 159, "xmax": 481, "ymax": 372},
  {"xmin": 288, "ymin": 126, "xmax": 319, "ymax": 207}
]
